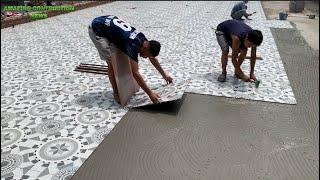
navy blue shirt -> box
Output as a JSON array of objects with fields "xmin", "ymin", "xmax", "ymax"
[
  {"xmin": 217, "ymin": 19, "xmax": 253, "ymax": 49},
  {"xmin": 231, "ymin": 2, "xmax": 247, "ymax": 16},
  {"xmin": 91, "ymin": 15, "xmax": 147, "ymax": 63}
]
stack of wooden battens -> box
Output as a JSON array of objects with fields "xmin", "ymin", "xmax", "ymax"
[{"xmin": 74, "ymin": 63, "xmax": 108, "ymax": 75}]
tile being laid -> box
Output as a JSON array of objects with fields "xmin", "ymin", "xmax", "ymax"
[{"xmin": 125, "ymin": 79, "xmax": 190, "ymax": 108}]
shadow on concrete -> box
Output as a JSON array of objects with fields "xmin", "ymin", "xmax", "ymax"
[{"xmin": 133, "ymin": 94, "xmax": 186, "ymax": 115}]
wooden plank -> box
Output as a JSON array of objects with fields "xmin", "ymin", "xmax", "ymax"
[
  {"xmin": 76, "ymin": 66, "xmax": 108, "ymax": 72},
  {"xmin": 74, "ymin": 68, "xmax": 108, "ymax": 75},
  {"xmin": 228, "ymin": 55, "xmax": 263, "ymax": 60},
  {"xmin": 228, "ymin": 49, "xmax": 263, "ymax": 60},
  {"xmin": 78, "ymin": 64, "xmax": 107, "ymax": 68},
  {"xmin": 80, "ymin": 63, "xmax": 108, "ymax": 68},
  {"xmin": 75, "ymin": 68, "xmax": 108, "ymax": 74},
  {"xmin": 78, "ymin": 65, "xmax": 107, "ymax": 69},
  {"xmin": 111, "ymin": 49, "xmax": 140, "ymax": 106}
]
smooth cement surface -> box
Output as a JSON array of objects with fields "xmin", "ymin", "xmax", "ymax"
[{"xmin": 72, "ymin": 29, "xmax": 319, "ymax": 179}]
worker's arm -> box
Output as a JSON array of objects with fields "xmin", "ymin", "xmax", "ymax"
[
  {"xmin": 242, "ymin": 4, "xmax": 252, "ymax": 20},
  {"xmin": 149, "ymin": 57, "xmax": 173, "ymax": 84},
  {"xmin": 231, "ymin": 35, "xmax": 249, "ymax": 81},
  {"xmin": 130, "ymin": 59, "xmax": 160, "ymax": 103},
  {"xmin": 245, "ymin": 11, "xmax": 256, "ymax": 20},
  {"xmin": 244, "ymin": 12, "xmax": 253, "ymax": 20},
  {"xmin": 249, "ymin": 46, "xmax": 257, "ymax": 81},
  {"xmin": 231, "ymin": 35, "xmax": 243, "ymax": 75},
  {"xmin": 238, "ymin": 48, "xmax": 247, "ymax": 67}
]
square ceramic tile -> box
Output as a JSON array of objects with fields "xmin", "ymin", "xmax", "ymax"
[{"xmin": 126, "ymin": 79, "xmax": 190, "ymax": 108}]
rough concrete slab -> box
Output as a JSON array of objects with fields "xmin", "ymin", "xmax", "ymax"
[{"xmin": 72, "ymin": 27, "xmax": 319, "ymax": 180}]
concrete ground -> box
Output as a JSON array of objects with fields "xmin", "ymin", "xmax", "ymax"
[
  {"xmin": 72, "ymin": 2, "xmax": 319, "ymax": 180},
  {"xmin": 262, "ymin": 1, "xmax": 319, "ymax": 50}
]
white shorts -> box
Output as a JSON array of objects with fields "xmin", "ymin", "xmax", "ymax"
[{"xmin": 88, "ymin": 25, "xmax": 116, "ymax": 62}]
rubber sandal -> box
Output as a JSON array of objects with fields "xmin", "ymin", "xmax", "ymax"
[{"xmin": 218, "ymin": 74, "xmax": 227, "ymax": 82}]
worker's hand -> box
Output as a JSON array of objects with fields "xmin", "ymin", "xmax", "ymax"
[
  {"xmin": 149, "ymin": 92, "xmax": 161, "ymax": 104},
  {"xmin": 248, "ymin": 12, "xmax": 256, "ymax": 16},
  {"xmin": 163, "ymin": 74, "xmax": 173, "ymax": 84},
  {"xmin": 240, "ymin": 74, "xmax": 250, "ymax": 82},
  {"xmin": 235, "ymin": 71, "xmax": 250, "ymax": 82},
  {"xmin": 249, "ymin": 73, "xmax": 257, "ymax": 81}
]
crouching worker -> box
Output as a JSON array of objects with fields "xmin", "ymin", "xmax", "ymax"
[
  {"xmin": 89, "ymin": 15, "xmax": 173, "ymax": 104},
  {"xmin": 215, "ymin": 19, "xmax": 263, "ymax": 82},
  {"xmin": 231, "ymin": 1, "xmax": 255, "ymax": 20}
]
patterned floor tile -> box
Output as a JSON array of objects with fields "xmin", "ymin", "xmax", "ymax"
[{"xmin": 126, "ymin": 78, "xmax": 190, "ymax": 108}]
